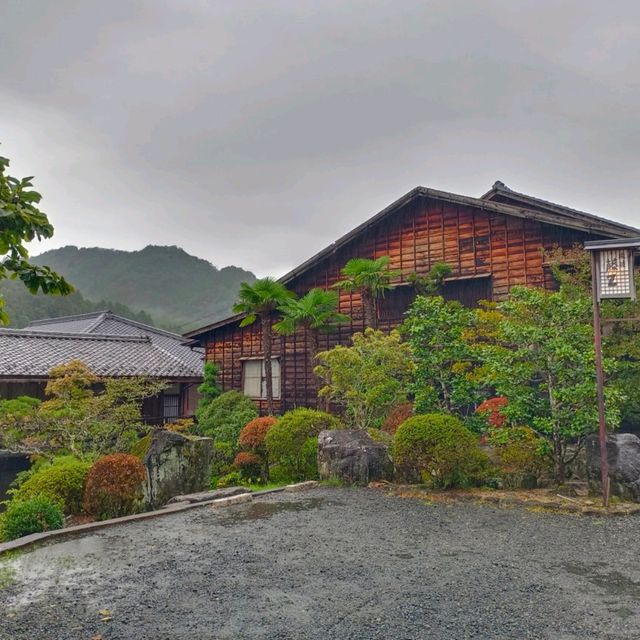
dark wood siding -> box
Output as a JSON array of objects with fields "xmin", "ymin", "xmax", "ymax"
[{"xmin": 203, "ymin": 193, "xmax": 603, "ymax": 413}]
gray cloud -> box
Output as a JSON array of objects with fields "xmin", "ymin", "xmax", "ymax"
[{"xmin": 1, "ymin": 0, "xmax": 639, "ymax": 276}]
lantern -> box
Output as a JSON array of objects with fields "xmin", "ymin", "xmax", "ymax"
[{"xmin": 585, "ymin": 239, "xmax": 639, "ymax": 302}]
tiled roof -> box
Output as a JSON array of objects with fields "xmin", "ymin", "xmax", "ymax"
[{"xmin": 0, "ymin": 312, "xmax": 203, "ymax": 379}]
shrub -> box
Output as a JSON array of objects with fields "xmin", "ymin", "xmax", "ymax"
[
  {"xmin": 215, "ymin": 470, "xmax": 242, "ymax": 488},
  {"xmin": 475, "ymin": 397, "xmax": 508, "ymax": 428},
  {"xmin": 130, "ymin": 434, "xmax": 152, "ymax": 459},
  {"xmin": 234, "ymin": 452, "xmax": 263, "ymax": 482},
  {"xmin": 239, "ymin": 417, "xmax": 277, "ymax": 451},
  {"xmin": 487, "ymin": 426, "xmax": 551, "ymax": 488},
  {"xmin": 9, "ymin": 458, "xmax": 91, "ymax": 515},
  {"xmin": 211, "ymin": 441, "xmax": 236, "ymax": 478},
  {"xmin": 83, "ymin": 454, "xmax": 147, "ymax": 520},
  {"xmin": 382, "ymin": 402, "xmax": 413, "ymax": 435},
  {"xmin": 393, "ymin": 414, "xmax": 488, "ymax": 487},
  {"xmin": 266, "ymin": 409, "xmax": 343, "ymax": 481},
  {"xmin": 195, "ymin": 391, "xmax": 258, "ymax": 444},
  {"xmin": 2, "ymin": 497, "xmax": 64, "ymax": 541}
]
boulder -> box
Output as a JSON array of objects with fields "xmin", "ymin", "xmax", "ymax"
[
  {"xmin": 317, "ymin": 429, "xmax": 393, "ymax": 486},
  {"xmin": 143, "ymin": 430, "xmax": 214, "ymax": 508},
  {"xmin": 167, "ymin": 486, "xmax": 250, "ymax": 505},
  {"xmin": 585, "ymin": 433, "xmax": 640, "ymax": 501}
]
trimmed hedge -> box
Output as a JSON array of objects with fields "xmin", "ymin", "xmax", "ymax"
[
  {"xmin": 2, "ymin": 497, "xmax": 64, "ymax": 541},
  {"xmin": 9, "ymin": 458, "xmax": 92, "ymax": 515},
  {"xmin": 83, "ymin": 454, "xmax": 147, "ymax": 520},
  {"xmin": 265, "ymin": 409, "xmax": 342, "ymax": 481},
  {"xmin": 394, "ymin": 413, "xmax": 488, "ymax": 487}
]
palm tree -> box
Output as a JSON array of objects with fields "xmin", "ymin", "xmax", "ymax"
[
  {"xmin": 333, "ymin": 256, "xmax": 399, "ymax": 328},
  {"xmin": 275, "ymin": 287, "xmax": 350, "ymax": 366},
  {"xmin": 233, "ymin": 278, "xmax": 294, "ymax": 414}
]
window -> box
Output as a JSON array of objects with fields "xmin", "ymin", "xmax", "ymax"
[
  {"xmin": 163, "ymin": 394, "xmax": 180, "ymax": 422},
  {"xmin": 242, "ymin": 358, "xmax": 281, "ymax": 399},
  {"xmin": 377, "ymin": 285, "xmax": 417, "ymax": 321},
  {"xmin": 442, "ymin": 276, "xmax": 492, "ymax": 307}
]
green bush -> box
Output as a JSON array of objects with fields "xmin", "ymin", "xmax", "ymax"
[
  {"xmin": 215, "ymin": 470, "xmax": 243, "ymax": 488},
  {"xmin": 265, "ymin": 409, "xmax": 342, "ymax": 481},
  {"xmin": 130, "ymin": 434, "xmax": 152, "ymax": 459},
  {"xmin": 2, "ymin": 497, "xmax": 64, "ymax": 541},
  {"xmin": 195, "ymin": 391, "xmax": 258, "ymax": 444},
  {"xmin": 9, "ymin": 457, "xmax": 91, "ymax": 515},
  {"xmin": 393, "ymin": 414, "xmax": 488, "ymax": 488},
  {"xmin": 487, "ymin": 426, "xmax": 551, "ymax": 488}
]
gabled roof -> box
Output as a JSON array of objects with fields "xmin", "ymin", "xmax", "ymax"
[
  {"xmin": 0, "ymin": 312, "xmax": 203, "ymax": 379},
  {"xmin": 185, "ymin": 183, "xmax": 640, "ymax": 339}
]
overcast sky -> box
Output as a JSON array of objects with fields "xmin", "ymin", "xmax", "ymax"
[{"xmin": 2, "ymin": 1, "xmax": 639, "ymax": 277}]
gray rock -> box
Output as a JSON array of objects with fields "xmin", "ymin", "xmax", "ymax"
[
  {"xmin": 317, "ymin": 429, "xmax": 393, "ymax": 486},
  {"xmin": 585, "ymin": 433, "xmax": 640, "ymax": 501},
  {"xmin": 167, "ymin": 486, "xmax": 250, "ymax": 504},
  {"xmin": 144, "ymin": 430, "xmax": 214, "ymax": 508}
]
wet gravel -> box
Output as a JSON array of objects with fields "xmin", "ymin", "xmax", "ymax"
[{"xmin": 1, "ymin": 486, "xmax": 640, "ymax": 639}]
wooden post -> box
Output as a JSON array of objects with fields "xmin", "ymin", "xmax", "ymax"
[{"xmin": 590, "ymin": 251, "xmax": 610, "ymax": 507}]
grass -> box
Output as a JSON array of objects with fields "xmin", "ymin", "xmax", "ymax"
[
  {"xmin": 0, "ymin": 564, "xmax": 15, "ymax": 589},
  {"xmin": 247, "ymin": 481, "xmax": 290, "ymax": 492}
]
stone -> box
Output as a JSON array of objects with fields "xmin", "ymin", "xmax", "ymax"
[
  {"xmin": 209, "ymin": 493, "xmax": 253, "ymax": 508},
  {"xmin": 585, "ymin": 433, "xmax": 640, "ymax": 501},
  {"xmin": 284, "ymin": 481, "xmax": 319, "ymax": 492},
  {"xmin": 167, "ymin": 486, "xmax": 250, "ymax": 504},
  {"xmin": 143, "ymin": 430, "xmax": 214, "ymax": 508},
  {"xmin": 317, "ymin": 429, "xmax": 393, "ymax": 486}
]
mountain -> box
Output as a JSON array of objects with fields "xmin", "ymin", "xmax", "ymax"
[{"xmin": 22, "ymin": 245, "xmax": 255, "ymax": 332}]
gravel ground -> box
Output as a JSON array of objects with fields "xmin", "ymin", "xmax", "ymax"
[{"xmin": 1, "ymin": 486, "xmax": 640, "ymax": 640}]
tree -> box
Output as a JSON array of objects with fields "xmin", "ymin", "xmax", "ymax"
[
  {"xmin": 7, "ymin": 360, "xmax": 166, "ymax": 459},
  {"xmin": 0, "ymin": 151, "xmax": 71, "ymax": 323},
  {"xmin": 407, "ymin": 262, "xmax": 452, "ymax": 296},
  {"xmin": 403, "ymin": 295, "xmax": 484, "ymax": 416},
  {"xmin": 274, "ymin": 288, "xmax": 349, "ymax": 400},
  {"xmin": 479, "ymin": 286, "xmax": 623, "ymax": 483},
  {"xmin": 233, "ymin": 278, "xmax": 294, "ymax": 414},
  {"xmin": 195, "ymin": 362, "xmax": 221, "ymax": 422},
  {"xmin": 314, "ymin": 328, "xmax": 415, "ymax": 430},
  {"xmin": 333, "ymin": 256, "xmax": 399, "ymax": 329}
]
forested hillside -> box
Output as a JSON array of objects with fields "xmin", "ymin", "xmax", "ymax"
[{"xmin": 5, "ymin": 245, "xmax": 256, "ymax": 331}]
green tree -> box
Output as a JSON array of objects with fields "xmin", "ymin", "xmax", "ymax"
[
  {"xmin": 233, "ymin": 278, "xmax": 294, "ymax": 414},
  {"xmin": 314, "ymin": 328, "xmax": 415, "ymax": 430},
  {"xmin": 403, "ymin": 295, "xmax": 483, "ymax": 416},
  {"xmin": 479, "ymin": 286, "xmax": 623, "ymax": 483},
  {"xmin": 196, "ymin": 362, "xmax": 221, "ymax": 421},
  {"xmin": 274, "ymin": 288, "xmax": 349, "ymax": 400},
  {"xmin": 407, "ymin": 261, "xmax": 453, "ymax": 296},
  {"xmin": 0, "ymin": 151, "xmax": 71, "ymax": 322},
  {"xmin": 333, "ymin": 256, "xmax": 399, "ymax": 329}
]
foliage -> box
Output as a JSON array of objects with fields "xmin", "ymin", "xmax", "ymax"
[
  {"xmin": 213, "ymin": 470, "xmax": 242, "ymax": 489},
  {"xmin": 196, "ymin": 362, "xmax": 221, "ymax": 422},
  {"xmin": 164, "ymin": 418, "xmax": 194, "ymax": 433},
  {"xmin": 381, "ymin": 402, "xmax": 414, "ymax": 435},
  {"xmin": 333, "ymin": 256, "xmax": 399, "ymax": 328},
  {"xmin": 393, "ymin": 414, "xmax": 489, "ymax": 487},
  {"xmin": 0, "ymin": 396, "xmax": 40, "ymax": 449},
  {"xmin": 210, "ymin": 440, "xmax": 236, "ymax": 478},
  {"xmin": 130, "ymin": 434, "xmax": 152, "ymax": 459},
  {"xmin": 28, "ymin": 244, "xmax": 255, "ymax": 331},
  {"xmin": 265, "ymin": 409, "xmax": 342, "ymax": 481},
  {"xmin": 14, "ymin": 361, "xmax": 167, "ymax": 458},
  {"xmin": 8, "ymin": 458, "xmax": 91, "ymax": 515},
  {"xmin": 486, "ymin": 426, "xmax": 551, "ymax": 487},
  {"xmin": 2, "ymin": 496, "xmax": 64, "ymax": 541},
  {"xmin": 195, "ymin": 390, "xmax": 258, "ymax": 445},
  {"xmin": 407, "ymin": 262, "xmax": 453, "ymax": 296},
  {"xmin": 238, "ymin": 416, "xmax": 277, "ymax": 482},
  {"xmin": 315, "ymin": 329, "xmax": 415, "ymax": 430},
  {"xmin": 479, "ymin": 285, "xmax": 623, "ymax": 482},
  {"xmin": 475, "ymin": 397, "xmax": 508, "ymax": 428},
  {"xmin": 0, "ymin": 150, "xmax": 72, "ymax": 323},
  {"xmin": 404, "ymin": 295, "xmax": 483, "ymax": 415},
  {"xmin": 83, "ymin": 454, "xmax": 147, "ymax": 520},
  {"xmin": 233, "ymin": 452, "xmax": 263, "ymax": 482},
  {"xmin": 233, "ymin": 277, "xmax": 294, "ymax": 413}
]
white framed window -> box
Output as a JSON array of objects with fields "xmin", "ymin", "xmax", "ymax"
[{"xmin": 242, "ymin": 358, "xmax": 280, "ymax": 399}]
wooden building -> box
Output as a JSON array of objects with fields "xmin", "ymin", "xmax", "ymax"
[{"xmin": 186, "ymin": 182, "xmax": 640, "ymax": 413}]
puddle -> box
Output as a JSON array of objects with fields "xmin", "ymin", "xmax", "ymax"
[
  {"xmin": 563, "ymin": 562, "xmax": 640, "ymax": 598},
  {"xmin": 0, "ymin": 534, "xmax": 105, "ymax": 608},
  {"xmin": 214, "ymin": 497, "xmax": 344, "ymax": 525}
]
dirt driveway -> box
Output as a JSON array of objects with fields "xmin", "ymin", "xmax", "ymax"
[{"xmin": 1, "ymin": 486, "xmax": 639, "ymax": 639}]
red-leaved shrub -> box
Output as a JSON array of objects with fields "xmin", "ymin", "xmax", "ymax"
[
  {"xmin": 83, "ymin": 454, "xmax": 146, "ymax": 520},
  {"xmin": 233, "ymin": 451, "xmax": 263, "ymax": 482},
  {"xmin": 475, "ymin": 397, "xmax": 508, "ymax": 428},
  {"xmin": 238, "ymin": 417, "xmax": 277, "ymax": 451},
  {"xmin": 382, "ymin": 402, "xmax": 413, "ymax": 435}
]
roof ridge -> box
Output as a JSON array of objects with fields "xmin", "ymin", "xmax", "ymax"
[
  {"xmin": 95, "ymin": 312, "xmax": 187, "ymax": 340},
  {"xmin": 0, "ymin": 328, "xmax": 149, "ymax": 343},
  {"xmin": 28, "ymin": 310, "xmax": 109, "ymax": 327}
]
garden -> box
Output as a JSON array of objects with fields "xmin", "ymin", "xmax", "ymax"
[{"xmin": 1, "ymin": 249, "xmax": 639, "ymax": 544}]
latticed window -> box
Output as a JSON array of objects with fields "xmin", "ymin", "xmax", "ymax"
[{"xmin": 242, "ymin": 358, "xmax": 280, "ymax": 399}]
